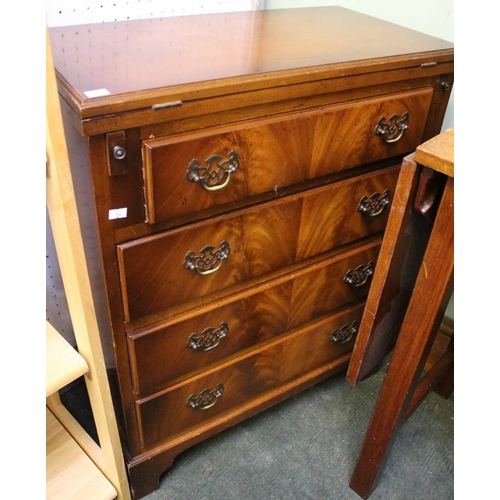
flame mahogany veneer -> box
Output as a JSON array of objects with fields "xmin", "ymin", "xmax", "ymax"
[{"xmin": 50, "ymin": 7, "xmax": 453, "ymax": 498}]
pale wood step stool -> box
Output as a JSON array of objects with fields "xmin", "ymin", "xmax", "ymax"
[{"xmin": 46, "ymin": 27, "xmax": 131, "ymax": 500}]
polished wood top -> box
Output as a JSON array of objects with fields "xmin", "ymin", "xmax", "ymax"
[
  {"xmin": 50, "ymin": 7, "xmax": 453, "ymax": 116},
  {"xmin": 415, "ymin": 127, "xmax": 454, "ymax": 177}
]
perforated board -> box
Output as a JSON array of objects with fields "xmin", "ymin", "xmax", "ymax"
[{"xmin": 46, "ymin": 0, "xmax": 262, "ymax": 27}]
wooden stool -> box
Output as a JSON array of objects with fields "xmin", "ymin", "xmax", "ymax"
[{"xmin": 347, "ymin": 128, "xmax": 454, "ymax": 498}]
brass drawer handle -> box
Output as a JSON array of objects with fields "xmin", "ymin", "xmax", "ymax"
[
  {"xmin": 375, "ymin": 112, "xmax": 409, "ymax": 143},
  {"xmin": 187, "ymin": 322, "xmax": 229, "ymax": 352},
  {"xmin": 357, "ymin": 189, "xmax": 391, "ymax": 217},
  {"xmin": 343, "ymin": 261, "xmax": 375, "ymax": 288},
  {"xmin": 186, "ymin": 151, "xmax": 239, "ymax": 191},
  {"xmin": 187, "ymin": 383, "xmax": 224, "ymax": 410},
  {"xmin": 183, "ymin": 240, "xmax": 231, "ymax": 275},
  {"xmin": 330, "ymin": 320, "xmax": 358, "ymax": 344}
]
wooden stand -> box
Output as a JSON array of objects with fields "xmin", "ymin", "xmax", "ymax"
[
  {"xmin": 46, "ymin": 28, "xmax": 131, "ymax": 500},
  {"xmin": 347, "ymin": 129, "xmax": 454, "ymax": 498}
]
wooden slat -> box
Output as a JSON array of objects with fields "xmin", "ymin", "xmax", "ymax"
[
  {"xmin": 349, "ymin": 176, "xmax": 454, "ymax": 498},
  {"xmin": 415, "ymin": 127, "xmax": 454, "ymax": 177},
  {"xmin": 47, "ymin": 399, "xmax": 105, "ymax": 471},
  {"xmin": 46, "ymin": 322, "xmax": 88, "ymax": 397},
  {"xmin": 46, "ymin": 408, "xmax": 116, "ymax": 500},
  {"xmin": 406, "ymin": 348, "xmax": 454, "ymax": 418},
  {"xmin": 424, "ymin": 316, "xmax": 453, "ymax": 372},
  {"xmin": 46, "ymin": 27, "xmax": 131, "ymax": 500},
  {"xmin": 346, "ymin": 157, "xmax": 429, "ymax": 384}
]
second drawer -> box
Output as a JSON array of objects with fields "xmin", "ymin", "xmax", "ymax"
[
  {"xmin": 128, "ymin": 238, "xmax": 381, "ymax": 396},
  {"xmin": 118, "ymin": 166, "xmax": 398, "ymax": 322}
]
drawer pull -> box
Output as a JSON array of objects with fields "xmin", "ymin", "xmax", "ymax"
[
  {"xmin": 186, "ymin": 151, "xmax": 239, "ymax": 191},
  {"xmin": 183, "ymin": 240, "xmax": 231, "ymax": 275},
  {"xmin": 357, "ymin": 189, "xmax": 391, "ymax": 217},
  {"xmin": 375, "ymin": 112, "xmax": 409, "ymax": 143},
  {"xmin": 343, "ymin": 261, "xmax": 375, "ymax": 288},
  {"xmin": 187, "ymin": 322, "xmax": 229, "ymax": 352},
  {"xmin": 330, "ymin": 320, "xmax": 359, "ymax": 344},
  {"xmin": 187, "ymin": 383, "xmax": 224, "ymax": 410}
]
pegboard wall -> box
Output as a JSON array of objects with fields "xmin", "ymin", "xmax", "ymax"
[
  {"xmin": 46, "ymin": 211, "xmax": 75, "ymax": 346},
  {"xmin": 46, "ymin": 0, "xmax": 262, "ymax": 27}
]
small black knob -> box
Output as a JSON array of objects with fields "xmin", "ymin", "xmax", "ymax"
[
  {"xmin": 441, "ymin": 82, "xmax": 451, "ymax": 91},
  {"xmin": 113, "ymin": 145, "xmax": 127, "ymax": 160}
]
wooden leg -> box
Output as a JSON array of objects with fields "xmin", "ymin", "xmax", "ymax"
[
  {"xmin": 128, "ymin": 452, "xmax": 175, "ymax": 500},
  {"xmin": 433, "ymin": 362, "xmax": 454, "ymax": 399},
  {"xmin": 433, "ymin": 363, "xmax": 455, "ymax": 399},
  {"xmin": 430, "ymin": 333, "xmax": 454, "ymax": 400},
  {"xmin": 347, "ymin": 162, "xmax": 448, "ymax": 385},
  {"xmin": 406, "ymin": 347, "xmax": 453, "ymax": 418},
  {"xmin": 347, "ymin": 160, "xmax": 434, "ymax": 384},
  {"xmin": 349, "ymin": 177, "xmax": 454, "ymax": 499}
]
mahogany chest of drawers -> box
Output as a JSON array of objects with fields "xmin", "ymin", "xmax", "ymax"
[{"xmin": 49, "ymin": 7, "xmax": 453, "ymax": 498}]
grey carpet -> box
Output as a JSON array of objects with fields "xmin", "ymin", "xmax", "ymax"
[{"xmin": 145, "ymin": 360, "xmax": 453, "ymax": 500}]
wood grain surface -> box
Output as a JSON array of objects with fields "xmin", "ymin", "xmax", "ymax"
[
  {"xmin": 46, "ymin": 321, "xmax": 89, "ymax": 397},
  {"xmin": 49, "ymin": 8, "xmax": 454, "ymax": 497},
  {"xmin": 46, "ymin": 408, "xmax": 117, "ymax": 500},
  {"xmin": 143, "ymin": 89, "xmax": 431, "ymax": 223},
  {"xmin": 118, "ymin": 167, "xmax": 397, "ymax": 322},
  {"xmin": 136, "ymin": 302, "xmax": 365, "ymax": 447},
  {"xmin": 127, "ymin": 242, "xmax": 375, "ymax": 396},
  {"xmin": 49, "ymin": 7, "xmax": 452, "ymax": 118},
  {"xmin": 415, "ymin": 127, "xmax": 454, "ymax": 177},
  {"xmin": 349, "ymin": 176, "xmax": 454, "ymax": 498}
]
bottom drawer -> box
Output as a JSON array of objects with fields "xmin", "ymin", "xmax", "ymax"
[{"xmin": 136, "ymin": 302, "xmax": 364, "ymax": 448}]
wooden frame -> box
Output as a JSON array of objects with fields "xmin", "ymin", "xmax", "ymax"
[
  {"xmin": 46, "ymin": 27, "xmax": 131, "ymax": 500},
  {"xmin": 348, "ymin": 130, "xmax": 454, "ymax": 498}
]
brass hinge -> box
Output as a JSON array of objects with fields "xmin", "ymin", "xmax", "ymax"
[{"xmin": 152, "ymin": 100, "xmax": 183, "ymax": 110}]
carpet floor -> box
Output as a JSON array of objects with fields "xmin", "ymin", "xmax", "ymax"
[{"xmin": 143, "ymin": 360, "xmax": 453, "ymax": 500}]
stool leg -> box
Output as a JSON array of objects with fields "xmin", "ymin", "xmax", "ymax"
[
  {"xmin": 433, "ymin": 361, "xmax": 454, "ymax": 399},
  {"xmin": 349, "ymin": 177, "xmax": 454, "ymax": 499}
]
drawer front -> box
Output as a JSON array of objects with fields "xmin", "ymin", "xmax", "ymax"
[
  {"xmin": 143, "ymin": 88, "xmax": 431, "ymax": 224},
  {"xmin": 128, "ymin": 241, "xmax": 381, "ymax": 396},
  {"xmin": 118, "ymin": 166, "xmax": 398, "ymax": 322},
  {"xmin": 137, "ymin": 302, "xmax": 364, "ymax": 447}
]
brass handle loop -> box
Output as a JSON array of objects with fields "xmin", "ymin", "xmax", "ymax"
[
  {"xmin": 186, "ymin": 383, "xmax": 224, "ymax": 410},
  {"xmin": 186, "ymin": 322, "xmax": 229, "ymax": 352},
  {"xmin": 330, "ymin": 320, "xmax": 359, "ymax": 344},
  {"xmin": 357, "ymin": 189, "xmax": 391, "ymax": 217},
  {"xmin": 375, "ymin": 112, "xmax": 409, "ymax": 143},
  {"xmin": 186, "ymin": 151, "xmax": 239, "ymax": 191},
  {"xmin": 343, "ymin": 262, "xmax": 375, "ymax": 288},
  {"xmin": 183, "ymin": 240, "xmax": 231, "ymax": 276}
]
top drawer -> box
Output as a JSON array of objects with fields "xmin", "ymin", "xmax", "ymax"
[{"xmin": 143, "ymin": 88, "xmax": 433, "ymax": 224}]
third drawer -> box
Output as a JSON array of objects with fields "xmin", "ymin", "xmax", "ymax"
[{"xmin": 128, "ymin": 238, "xmax": 381, "ymax": 396}]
